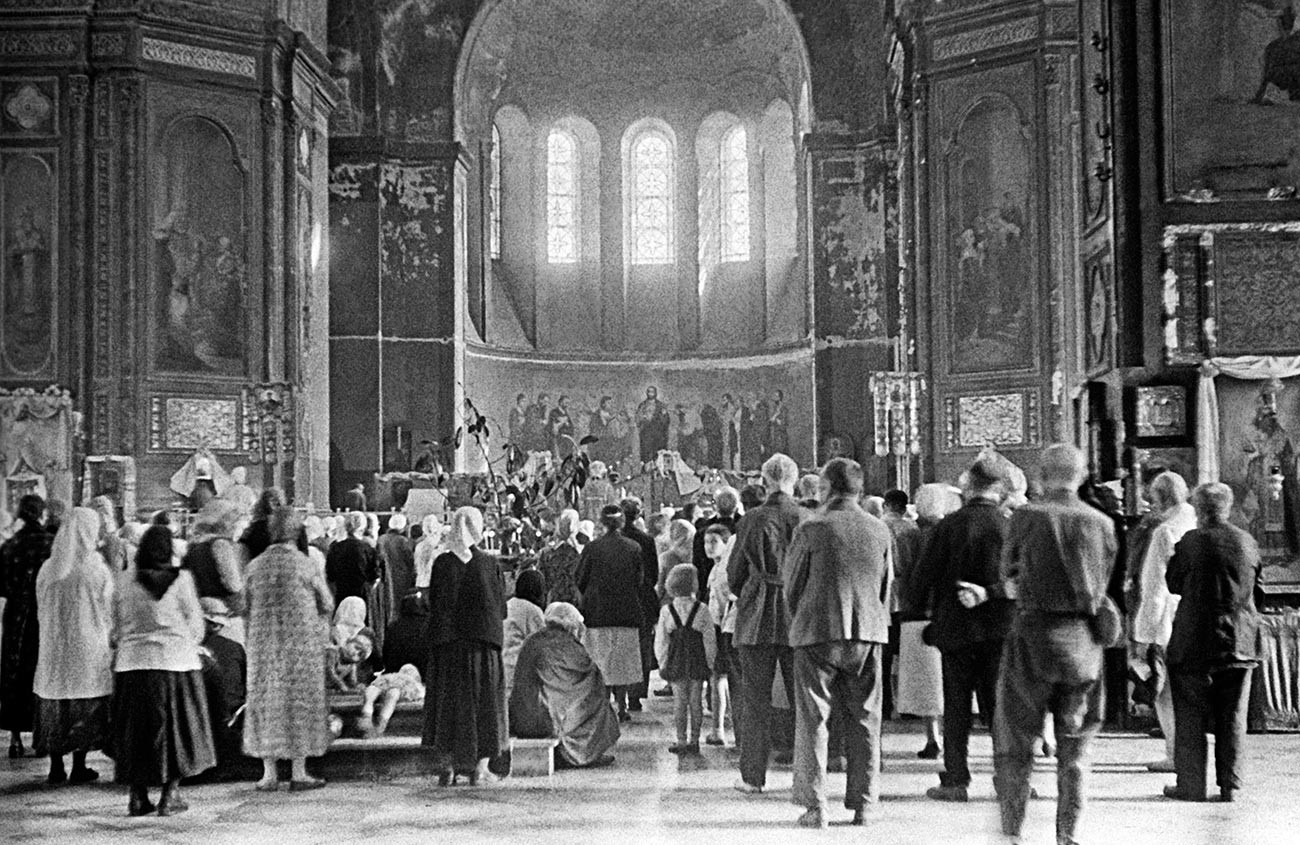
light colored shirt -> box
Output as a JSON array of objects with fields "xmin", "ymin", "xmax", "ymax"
[
  {"xmin": 112, "ymin": 569, "xmax": 205, "ymax": 673},
  {"xmin": 1133, "ymin": 502, "xmax": 1198, "ymax": 647},
  {"xmin": 706, "ymin": 559, "xmax": 737, "ymax": 634},
  {"xmin": 503, "ymin": 597, "xmax": 546, "ymax": 697}
]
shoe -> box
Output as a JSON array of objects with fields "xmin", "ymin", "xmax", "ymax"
[
  {"xmin": 917, "ymin": 742, "xmax": 941, "ymax": 759},
  {"xmin": 127, "ymin": 794, "xmax": 156, "ymax": 817},
  {"xmin": 851, "ymin": 804, "xmax": 877, "ymax": 825},
  {"xmin": 68, "ymin": 768, "xmax": 98, "ymax": 785},
  {"xmin": 1146, "ymin": 759, "xmax": 1176, "ymax": 773},
  {"xmin": 618, "ymin": 710, "xmax": 632, "ymax": 723},
  {"xmin": 47, "ymin": 768, "xmax": 67, "ymax": 786},
  {"xmin": 289, "ymin": 777, "xmax": 327, "ymax": 792},
  {"xmin": 773, "ymin": 750, "xmax": 794, "ymax": 765},
  {"xmin": 8, "ymin": 741, "xmax": 24, "ymax": 759},
  {"xmin": 926, "ymin": 784, "xmax": 969, "ymax": 802},
  {"xmin": 733, "ymin": 778, "xmax": 764, "ymax": 794},
  {"xmin": 669, "ymin": 743, "xmax": 688, "ymax": 754},
  {"xmin": 586, "ymin": 754, "xmax": 616, "ymax": 769},
  {"xmin": 1148, "ymin": 727, "xmax": 1165, "ymax": 739},
  {"xmin": 628, "ymin": 700, "xmax": 643, "ymax": 712},
  {"xmin": 796, "ymin": 807, "xmax": 827, "ymax": 829},
  {"xmin": 157, "ymin": 794, "xmax": 189, "ymax": 816},
  {"xmin": 827, "ymin": 756, "xmax": 846, "ymax": 774},
  {"xmin": 1162, "ymin": 785, "xmax": 1206, "ymax": 802},
  {"xmin": 437, "ymin": 770, "xmax": 455, "ymax": 787},
  {"xmin": 254, "ymin": 779, "xmax": 281, "ymax": 792},
  {"xmin": 705, "ymin": 735, "xmax": 725, "ymax": 746},
  {"xmin": 1040, "ymin": 742, "xmax": 1056, "ymax": 758},
  {"xmin": 654, "ymin": 687, "xmax": 674, "ymax": 697},
  {"xmin": 1220, "ymin": 788, "xmax": 1236, "ymax": 803}
]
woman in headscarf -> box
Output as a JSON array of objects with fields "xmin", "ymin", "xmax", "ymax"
[
  {"xmin": 422, "ymin": 506, "xmax": 507, "ymax": 786},
  {"xmin": 239, "ymin": 488, "xmax": 285, "ymax": 563},
  {"xmin": 509, "ymin": 602, "xmax": 619, "ymax": 770},
  {"xmin": 325, "ymin": 512, "xmax": 378, "ymax": 609},
  {"xmin": 574, "ymin": 505, "xmax": 644, "ymax": 722},
  {"xmin": 90, "ymin": 495, "xmax": 126, "ymax": 571},
  {"xmin": 183, "ymin": 501, "xmax": 245, "ymax": 644},
  {"xmin": 413, "ymin": 515, "xmax": 446, "ymax": 589},
  {"xmin": 373, "ymin": 513, "xmax": 413, "ymax": 654},
  {"xmin": 33, "ymin": 508, "xmax": 114, "ymax": 785},
  {"xmin": 503, "ymin": 569, "xmax": 546, "ymax": 703},
  {"xmin": 243, "ymin": 506, "xmax": 334, "ymax": 792},
  {"xmin": 303, "ymin": 515, "xmax": 328, "ymax": 577},
  {"xmin": 110, "ymin": 525, "xmax": 215, "ymax": 816},
  {"xmin": 0, "ymin": 494, "xmax": 53, "ymax": 758},
  {"xmin": 656, "ymin": 519, "xmax": 696, "ymax": 600},
  {"xmin": 332, "ymin": 596, "xmax": 368, "ymax": 646},
  {"xmin": 538, "ymin": 509, "xmax": 582, "ymax": 606}
]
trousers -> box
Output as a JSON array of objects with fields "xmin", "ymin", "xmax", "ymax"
[
  {"xmin": 939, "ymin": 639, "xmax": 1003, "ymax": 787},
  {"xmin": 993, "ymin": 616, "xmax": 1103, "ymax": 842},
  {"xmin": 792, "ymin": 641, "xmax": 882, "ymax": 811},
  {"xmin": 735, "ymin": 644, "xmax": 794, "ymax": 788},
  {"xmin": 1171, "ymin": 665, "xmax": 1252, "ymax": 798}
]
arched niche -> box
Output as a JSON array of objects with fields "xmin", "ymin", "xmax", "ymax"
[{"xmin": 761, "ymin": 99, "xmax": 801, "ymax": 342}]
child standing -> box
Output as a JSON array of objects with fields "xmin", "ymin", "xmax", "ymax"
[
  {"xmin": 703, "ymin": 524, "xmax": 736, "ymax": 746},
  {"xmin": 655, "ymin": 563, "xmax": 716, "ymax": 755}
]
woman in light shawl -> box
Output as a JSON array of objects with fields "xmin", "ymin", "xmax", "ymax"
[
  {"xmin": 503, "ymin": 569, "xmax": 546, "ymax": 702},
  {"xmin": 509, "ymin": 602, "xmax": 619, "ymax": 770},
  {"xmin": 90, "ymin": 495, "xmax": 127, "ymax": 571},
  {"xmin": 303, "ymin": 515, "xmax": 328, "ymax": 576},
  {"xmin": 422, "ymin": 506, "xmax": 506, "ymax": 786},
  {"xmin": 34, "ymin": 507, "xmax": 115, "ymax": 785},
  {"xmin": 332, "ymin": 596, "xmax": 368, "ymax": 647},
  {"xmin": 243, "ymin": 507, "xmax": 334, "ymax": 792},
  {"xmin": 414, "ymin": 515, "xmax": 446, "ymax": 588},
  {"xmin": 538, "ymin": 508, "xmax": 582, "ymax": 605}
]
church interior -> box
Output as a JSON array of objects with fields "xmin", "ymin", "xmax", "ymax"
[{"xmin": 2, "ymin": 1, "xmax": 1300, "ymax": 842}]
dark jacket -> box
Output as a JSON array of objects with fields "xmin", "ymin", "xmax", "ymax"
[
  {"xmin": 1166, "ymin": 523, "xmax": 1261, "ymax": 671},
  {"xmin": 622, "ymin": 524, "xmax": 660, "ymax": 622},
  {"xmin": 785, "ymin": 498, "xmax": 893, "ymax": 648},
  {"xmin": 692, "ymin": 513, "xmax": 739, "ymax": 600},
  {"xmin": 576, "ymin": 532, "xmax": 644, "ymax": 629},
  {"xmin": 427, "ymin": 548, "xmax": 505, "ymax": 649},
  {"xmin": 907, "ymin": 498, "xmax": 1013, "ymax": 652},
  {"xmin": 1002, "ymin": 491, "xmax": 1117, "ymax": 616},
  {"xmin": 727, "ymin": 491, "xmax": 805, "ymax": 647},
  {"xmin": 325, "ymin": 536, "xmax": 379, "ymax": 605},
  {"xmin": 384, "ymin": 602, "xmax": 431, "ymax": 676},
  {"xmin": 378, "ymin": 532, "xmax": 416, "ymax": 602}
]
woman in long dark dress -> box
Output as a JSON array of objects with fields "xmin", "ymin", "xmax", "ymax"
[
  {"xmin": 0, "ymin": 494, "xmax": 52, "ymax": 758},
  {"xmin": 422, "ymin": 506, "xmax": 506, "ymax": 785},
  {"xmin": 111, "ymin": 526, "xmax": 215, "ymax": 816}
]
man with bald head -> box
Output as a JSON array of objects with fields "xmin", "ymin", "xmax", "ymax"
[{"xmin": 992, "ymin": 444, "xmax": 1117, "ymax": 845}]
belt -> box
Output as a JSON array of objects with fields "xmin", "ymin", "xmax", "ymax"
[{"xmin": 762, "ymin": 575, "xmax": 785, "ymax": 586}]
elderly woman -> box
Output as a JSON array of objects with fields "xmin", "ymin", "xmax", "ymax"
[
  {"xmin": 414, "ymin": 515, "xmax": 446, "ymax": 589},
  {"xmin": 111, "ymin": 526, "xmax": 215, "ymax": 816},
  {"xmin": 183, "ymin": 501, "xmax": 245, "ymax": 644},
  {"xmin": 239, "ymin": 488, "xmax": 285, "ymax": 563},
  {"xmin": 423, "ymin": 506, "xmax": 507, "ymax": 786},
  {"xmin": 510, "ymin": 602, "xmax": 619, "ymax": 770},
  {"xmin": 243, "ymin": 507, "xmax": 334, "ymax": 792},
  {"xmin": 1130, "ymin": 472, "xmax": 1198, "ymax": 773},
  {"xmin": 897, "ymin": 483, "xmax": 963, "ymax": 759},
  {"xmin": 538, "ymin": 509, "xmax": 582, "ymax": 606},
  {"xmin": 34, "ymin": 508, "xmax": 115, "ymax": 785},
  {"xmin": 326, "ymin": 512, "xmax": 378, "ymax": 609},
  {"xmin": 504, "ymin": 569, "xmax": 546, "ymax": 702},
  {"xmin": 90, "ymin": 495, "xmax": 127, "ymax": 571},
  {"xmin": 1163, "ymin": 483, "xmax": 1262, "ymax": 804},
  {"xmin": 0, "ymin": 494, "xmax": 53, "ymax": 758}
]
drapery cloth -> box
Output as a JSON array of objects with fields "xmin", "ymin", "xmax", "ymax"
[{"xmin": 1198, "ymin": 356, "xmax": 1300, "ymax": 483}]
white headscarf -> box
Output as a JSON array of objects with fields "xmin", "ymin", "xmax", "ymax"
[
  {"xmin": 389, "ymin": 512, "xmax": 408, "ymax": 532},
  {"xmin": 544, "ymin": 601, "xmax": 585, "ymax": 641},
  {"xmin": 332, "ymin": 596, "xmax": 368, "ymax": 646},
  {"xmin": 448, "ymin": 506, "xmax": 484, "ymax": 562},
  {"xmin": 37, "ymin": 507, "xmax": 104, "ymax": 588},
  {"xmin": 555, "ymin": 508, "xmax": 580, "ymax": 547}
]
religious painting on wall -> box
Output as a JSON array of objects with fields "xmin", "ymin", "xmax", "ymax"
[
  {"xmin": 946, "ymin": 96, "xmax": 1035, "ymax": 374},
  {"xmin": 1163, "ymin": 0, "xmax": 1300, "ymax": 198},
  {"xmin": 1, "ymin": 152, "xmax": 56, "ymax": 377},
  {"xmin": 152, "ymin": 116, "xmax": 247, "ymax": 377},
  {"xmin": 377, "ymin": 0, "xmax": 465, "ymax": 142},
  {"xmin": 466, "ymin": 354, "xmax": 815, "ymax": 476},
  {"xmin": 1217, "ymin": 375, "xmax": 1300, "ymax": 589}
]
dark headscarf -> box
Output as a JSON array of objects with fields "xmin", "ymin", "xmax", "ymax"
[
  {"xmin": 135, "ymin": 524, "xmax": 179, "ymax": 600},
  {"xmin": 515, "ymin": 568, "xmax": 546, "ymax": 610},
  {"xmin": 17, "ymin": 493, "xmax": 44, "ymax": 527}
]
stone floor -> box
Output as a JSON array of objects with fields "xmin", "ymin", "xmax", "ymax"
[{"xmin": 2, "ymin": 692, "xmax": 1298, "ymax": 845}]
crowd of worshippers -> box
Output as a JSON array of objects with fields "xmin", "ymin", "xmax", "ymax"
[{"xmin": 0, "ymin": 444, "xmax": 1264, "ymax": 838}]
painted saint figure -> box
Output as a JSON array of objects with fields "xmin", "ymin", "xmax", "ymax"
[
  {"xmin": 636, "ymin": 387, "xmax": 670, "ymax": 464},
  {"xmin": 1240, "ymin": 379, "xmax": 1300, "ymax": 566}
]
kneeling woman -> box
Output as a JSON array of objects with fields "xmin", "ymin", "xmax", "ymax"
[
  {"xmin": 111, "ymin": 526, "xmax": 216, "ymax": 815},
  {"xmin": 509, "ymin": 603, "xmax": 619, "ymax": 769}
]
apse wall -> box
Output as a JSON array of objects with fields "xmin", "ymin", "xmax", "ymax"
[{"xmin": 462, "ymin": 346, "xmax": 816, "ymax": 474}]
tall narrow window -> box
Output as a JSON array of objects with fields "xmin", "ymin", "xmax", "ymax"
[
  {"xmin": 547, "ymin": 128, "xmax": 579, "ymax": 264},
  {"xmin": 629, "ymin": 129, "xmax": 675, "ymax": 264},
  {"xmin": 720, "ymin": 125, "xmax": 750, "ymax": 262},
  {"xmin": 489, "ymin": 124, "xmax": 502, "ymax": 260}
]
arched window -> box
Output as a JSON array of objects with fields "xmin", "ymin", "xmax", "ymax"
[
  {"xmin": 546, "ymin": 128, "xmax": 579, "ymax": 264},
  {"xmin": 628, "ymin": 128, "xmax": 675, "ymax": 265},
  {"xmin": 720, "ymin": 124, "xmax": 750, "ymax": 262},
  {"xmin": 489, "ymin": 123, "xmax": 502, "ymax": 260}
]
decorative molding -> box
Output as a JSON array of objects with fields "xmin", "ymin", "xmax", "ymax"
[
  {"xmin": 92, "ymin": 390, "xmax": 111, "ymax": 454},
  {"xmin": 1046, "ymin": 6, "xmax": 1078, "ymax": 37},
  {"xmin": 932, "ymin": 17, "xmax": 1038, "ymax": 62},
  {"xmin": 149, "ymin": 396, "xmax": 241, "ymax": 451},
  {"xmin": 93, "ymin": 146, "xmax": 112, "ymax": 378},
  {"xmin": 943, "ymin": 389, "xmax": 1041, "ymax": 451},
  {"xmin": 1135, "ymin": 386, "xmax": 1187, "ymax": 439},
  {"xmin": 0, "ymin": 30, "xmax": 77, "ymax": 57},
  {"xmin": 67, "ymin": 74, "xmax": 88, "ymax": 107},
  {"xmin": 90, "ymin": 32, "xmax": 126, "ymax": 57},
  {"xmin": 141, "ymin": 36, "xmax": 255, "ymax": 79}
]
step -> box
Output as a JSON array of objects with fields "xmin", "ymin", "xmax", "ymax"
[{"xmin": 510, "ymin": 737, "xmax": 557, "ymax": 777}]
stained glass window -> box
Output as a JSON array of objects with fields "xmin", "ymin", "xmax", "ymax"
[
  {"xmin": 720, "ymin": 125, "xmax": 750, "ymax": 262},
  {"xmin": 489, "ymin": 124, "xmax": 501, "ymax": 260},
  {"xmin": 629, "ymin": 129, "xmax": 675, "ymax": 265},
  {"xmin": 547, "ymin": 128, "xmax": 579, "ymax": 264}
]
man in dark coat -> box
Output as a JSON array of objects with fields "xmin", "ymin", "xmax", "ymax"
[
  {"xmin": 908, "ymin": 457, "xmax": 1014, "ymax": 801},
  {"xmin": 619, "ymin": 497, "xmax": 660, "ymax": 711},
  {"xmin": 785, "ymin": 459, "xmax": 893, "ymax": 828},
  {"xmin": 575, "ymin": 505, "xmax": 644, "ymax": 721},
  {"xmin": 728, "ymin": 453, "xmax": 806, "ymax": 794},
  {"xmin": 199, "ymin": 598, "xmax": 247, "ymax": 769},
  {"xmin": 993, "ymin": 444, "xmax": 1117, "ymax": 845},
  {"xmin": 0, "ymin": 494, "xmax": 52, "ymax": 757},
  {"xmin": 1163, "ymin": 482, "xmax": 1262, "ymax": 803}
]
